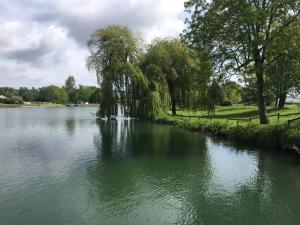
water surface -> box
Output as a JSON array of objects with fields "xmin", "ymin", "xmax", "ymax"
[{"xmin": 0, "ymin": 107, "xmax": 300, "ymax": 225}]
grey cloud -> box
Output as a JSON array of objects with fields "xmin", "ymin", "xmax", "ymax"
[
  {"xmin": 28, "ymin": 1, "xmax": 169, "ymax": 44},
  {"xmin": 6, "ymin": 43, "xmax": 50, "ymax": 64},
  {"xmin": 61, "ymin": 7, "xmax": 163, "ymax": 45},
  {"xmin": 31, "ymin": 3, "xmax": 59, "ymax": 23},
  {"xmin": 0, "ymin": 2, "xmax": 6, "ymax": 12}
]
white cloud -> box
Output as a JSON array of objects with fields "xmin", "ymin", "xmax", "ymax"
[
  {"xmin": 0, "ymin": 21, "xmax": 47, "ymax": 56},
  {"xmin": 0, "ymin": 0, "xmax": 186, "ymax": 87}
]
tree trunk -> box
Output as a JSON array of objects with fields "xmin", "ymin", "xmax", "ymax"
[
  {"xmin": 167, "ymin": 79, "xmax": 176, "ymax": 116},
  {"xmin": 171, "ymin": 96, "xmax": 176, "ymax": 115},
  {"xmin": 255, "ymin": 61, "xmax": 269, "ymax": 124},
  {"xmin": 278, "ymin": 93, "xmax": 287, "ymax": 109},
  {"xmin": 275, "ymin": 97, "xmax": 279, "ymax": 108}
]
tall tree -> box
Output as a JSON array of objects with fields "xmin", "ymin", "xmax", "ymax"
[
  {"xmin": 77, "ymin": 85, "xmax": 95, "ymax": 102},
  {"xmin": 207, "ymin": 79, "xmax": 224, "ymax": 105},
  {"xmin": 43, "ymin": 86, "xmax": 68, "ymax": 104},
  {"xmin": 184, "ymin": 0, "xmax": 300, "ymax": 124},
  {"xmin": 141, "ymin": 38, "xmax": 197, "ymax": 115},
  {"xmin": 64, "ymin": 75, "xmax": 76, "ymax": 103},
  {"xmin": 87, "ymin": 25, "xmax": 146, "ymax": 118},
  {"xmin": 18, "ymin": 87, "xmax": 34, "ymax": 102},
  {"xmin": 65, "ymin": 76, "xmax": 76, "ymax": 92},
  {"xmin": 266, "ymin": 22, "xmax": 300, "ymax": 108},
  {"xmin": 266, "ymin": 56, "xmax": 300, "ymax": 108}
]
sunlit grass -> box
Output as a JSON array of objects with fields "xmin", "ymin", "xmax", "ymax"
[{"xmin": 172, "ymin": 104, "xmax": 300, "ymax": 126}]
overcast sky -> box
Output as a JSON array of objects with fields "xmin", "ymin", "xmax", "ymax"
[{"xmin": 0, "ymin": 0, "xmax": 186, "ymax": 88}]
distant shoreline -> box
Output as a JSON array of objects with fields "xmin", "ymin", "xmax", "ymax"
[{"xmin": 0, "ymin": 103, "xmax": 99, "ymax": 108}]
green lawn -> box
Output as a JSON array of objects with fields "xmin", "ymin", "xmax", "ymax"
[{"xmin": 173, "ymin": 104, "xmax": 300, "ymax": 125}]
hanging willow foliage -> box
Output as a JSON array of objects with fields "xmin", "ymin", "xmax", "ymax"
[
  {"xmin": 87, "ymin": 25, "xmax": 211, "ymax": 119},
  {"xmin": 140, "ymin": 38, "xmax": 212, "ymax": 115},
  {"xmin": 86, "ymin": 25, "xmax": 171, "ymax": 119}
]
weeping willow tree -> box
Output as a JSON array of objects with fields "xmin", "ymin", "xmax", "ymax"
[
  {"xmin": 87, "ymin": 25, "xmax": 136, "ymax": 118},
  {"xmin": 86, "ymin": 25, "xmax": 169, "ymax": 119},
  {"xmin": 179, "ymin": 50, "xmax": 212, "ymax": 113},
  {"xmin": 87, "ymin": 25, "xmax": 210, "ymax": 119},
  {"xmin": 122, "ymin": 63, "xmax": 169, "ymax": 119},
  {"xmin": 140, "ymin": 38, "xmax": 210, "ymax": 115}
]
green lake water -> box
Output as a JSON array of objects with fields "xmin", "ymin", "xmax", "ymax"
[{"xmin": 0, "ymin": 107, "xmax": 300, "ymax": 225}]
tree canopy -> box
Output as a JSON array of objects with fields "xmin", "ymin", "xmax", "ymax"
[
  {"xmin": 86, "ymin": 13, "xmax": 300, "ymax": 122},
  {"xmin": 87, "ymin": 25, "xmax": 145, "ymax": 118},
  {"xmin": 86, "ymin": 25, "xmax": 210, "ymax": 119},
  {"xmin": 184, "ymin": 0, "xmax": 300, "ymax": 124},
  {"xmin": 140, "ymin": 38, "xmax": 202, "ymax": 115}
]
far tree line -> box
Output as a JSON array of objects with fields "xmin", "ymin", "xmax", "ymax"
[
  {"xmin": 2, "ymin": 74, "xmax": 292, "ymax": 108},
  {"xmin": 0, "ymin": 76, "xmax": 100, "ymax": 104}
]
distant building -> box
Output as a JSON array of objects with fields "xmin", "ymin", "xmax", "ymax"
[{"xmin": 0, "ymin": 95, "xmax": 6, "ymax": 103}]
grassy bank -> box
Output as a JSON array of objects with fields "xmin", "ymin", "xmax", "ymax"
[{"xmin": 156, "ymin": 105, "xmax": 300, "ymax": 154}]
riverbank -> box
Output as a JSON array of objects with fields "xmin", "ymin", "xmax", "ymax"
[{"xmin": 155, "ymin": 105, "xmax": 300, "ymax": 154}]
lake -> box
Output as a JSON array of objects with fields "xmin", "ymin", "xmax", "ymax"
[{"xmin": 0, "ymin": 107, "xmax": 300, "ymax": 225}]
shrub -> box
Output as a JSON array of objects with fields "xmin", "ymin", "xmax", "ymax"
[
  {"xmin": 283, "ymin": 126, "xmax": 300, "ymax": 153},
  {"xmin": 220, "ymin": 101, "xmax": 232, "ymax": 106}
]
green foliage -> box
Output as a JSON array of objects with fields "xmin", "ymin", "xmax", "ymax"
[
  {"xmin": 1, "ymin": 76, "xmax": 100, "ymax": 105},
  {"xmin": 68, "ymin": 89, "xmax": 79, "ymax": 104},
  {"xmin": 265, "ymin": 23, "xmax": 300, "ymax": 108},
  {"xmin": 159, "ymin": 107, "xmax": 300, "ymax": 153},
  {"xmin": 284, "ymin": 125, "xmax": 300, "ymax": 152},
  {"xmin": 241, "ymin": 78, "xmax": 275, "ymax": 106},
  {"xmin": 86, "ymin": 26, "xmax": 201, "ymax": 119},
  {"xmin": 89, "ymin": 88, "xmax": 101, "ymax": 103},
  {"xmin": 42, "ymin": 85, "xmax": 68, "ymax": 104},
  {"xmin": 0, "ymin": 87, "xmax": 17, "ymax": 98},
  {"xmin": 222, "ymin": 81, "xmax": 241, "ymax": 104},
  {"xmin": 241, "ymin": 81, "xmax": 258, "ymax": 105},
  {"xmin": 141, "ymin": 38, "xmax": 210, "ymax": 116},
  {"xmin": 64, "ymin": 76, "xmax": 76, "ymax": 92},
  {"xmin": 77, "ymin": 85, "xmax": 95, "ymax": 102},
  {"xmin": 18, "ymin": 87, "xmax": 37, "ymax": 102},
  {"xmin": 87, "ymin": 25, "xmax": 143, "ymax": 118},
  {"xmin": 64, "ymin": 76, "xmax": 77, "ymax": 103},
  {"xmin": 183, "ymin": 0, "xmax": 300, "ymax": 124},
  {"xmin": 208, "ymin": 79, "xmax": 223, "ymax": 105}
]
